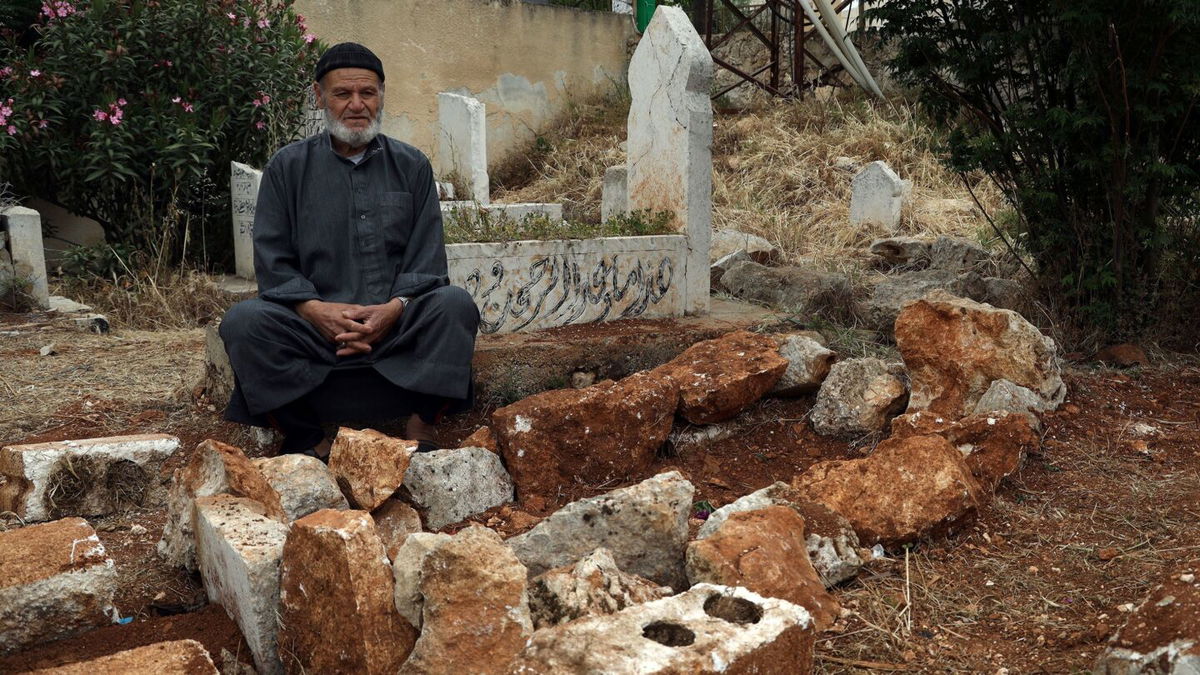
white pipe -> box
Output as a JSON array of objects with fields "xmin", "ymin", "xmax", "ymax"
[
  {"xmin": 816, "ymin": 0, "xmax": 884, "ymax": 98},
  {"xmin": 798, "ymin": 0, "xmax": 869, "ymax": 92}
]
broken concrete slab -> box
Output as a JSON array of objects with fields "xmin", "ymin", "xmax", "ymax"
[
  {"xmin": 279, "ymin": 509, "xmax": 416, "ymax": 674},
  {"xmin": 709, "ymin": 229, "xmax": 780, "ymax": 264},
  {"xmin": 809, "ymin": 358, "xmax": 908, "ymax": 438},
  {"xmin": 157, "ymin": 440, "xmax": 285, "ymax": 571},
  {"xmin": 328, "ymin": 428, "xmax": 415, "ymax": 511},
  {"xmin": 391, "ymin": 532, "xmax": 452, "ymax": 629},
  {"xmin": 26, "ymin": 639, "xmax": 219, "ymax": 674},
  {"xmin": 403, "ymin": 446, "xmax": 513, "ymax": 530},
  {"xmin": 509, "ymin": 583, "xmax": 815, "ymax": 674},
  {"xmin": 193, "ymin": 495, "xmax": 289, "ymax": 675},
  {"xmin": 528, "ymin": 547, "xmax": 673, "ymax": 629},
  {"xmin": 373, "ymin": 498, "xmax": 424, "ymax": 562},
  {"xmin": 400, "ymin": 526, "xmax": 532, "ymax": 675},
  {"xmin": 0, "ymin": 517, "xmax": 117, "ymax": 655},
  {"xmin": 507, "ymin": 471, "xmax": 694, "ymax": 590},
  {"xmin": 0, "ymin": 434, "xmax": 179, "ymax": 522},
  {"xmin": 653, "ymin": 330, "xmax": 788, "ymax": 424},
  {"xmin": 493, "ymin": 370, "xmax": 676, "ymax": 501},
  {"xmin": 770, "ymin": 334, "xmax": 836, "ymax": 396},
  {"xmin": 252, "ymin": 454, "xmax": 347, "ymax": 522},
  {"xmin": 686, "ymin": 506, "xmax": 840, "ymax": 631}
]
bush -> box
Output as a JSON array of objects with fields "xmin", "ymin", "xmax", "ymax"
[
  {"xmin": 868, "ymin": 0, "xmax": 1200, "ymax": 340},
  {"xmin": 0, "ymin": 0, "xmax": 321, "ymax": 263}
]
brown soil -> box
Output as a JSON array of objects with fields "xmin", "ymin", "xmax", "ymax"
[{"xmin": 2, "ymin": 315, "xmax": 1199, "ymax": 673}]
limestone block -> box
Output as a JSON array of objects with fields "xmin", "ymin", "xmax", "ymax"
[
  {"xmin": 849, "ymin": 161, "xmax": 904, "ymax": 232},
  {"xmin": 627, "ymin": 6, "xmax": 713, "ymax": 314},
  {"xmin": 709, "ymin": 249, "xmax": 748, "ymax": 291},
  {"xmin": 0, "ymin": 517, "xmax": 117, "ymax": 654},
  {"xmin": 929, "ymin": 235, "xmax": 990, "ymax": 272},
  {"xmin": 201, "ymin": 322, "xmax": 235, "ymax": 411},
  {"xmin": 1, "ymin": 205, "xmax": 49, "ymax": 307},
  {"xmin": 869, "ymin": 236, "xmax": 930, "ymax": 267},
  {"xmin": 193, "ymin": 495, "xmax": 289, "ymax": 674},
  {"xmin": 528, "ymin": 548, "xmax": 672, "ymax": 629},
  {"xmin": 896, "ymin": 290, "xmax": 1066, "ymax": 418},
  {"xmin": 279, "ymin": 509, "xmax": 416, "ymax": 674},
  {"xmin": 506, "ymin": 471, "xmax": 694, "ymax": 589},
  {"xmin": 652, "ymin": 330, "xmax": 788, "ymax": 424},
  {"xmin": 253, "ymin": 454, "xmax": 348, "ymax": 522},
  {"xmin": 686, "ymin": 506, "xmax": 840, "ymax": 631},
  {"xmin": 709, "ymin": 228, "xmax": 780, "ymax": 264},
  {"xmin": 771, "ymin": 334, "xmax": 837, "ymax": 396},
  {"xmin": 400, "ymin": 526, "xmax": 532, "ymax": 674},
  {"xmin": 230, "ymin": 162, "xmax": 262, "ymax": 280},
  {"xmin": 810, "ymin": 358, "xmax": 909, "ymax": 437},
  {"xmin": 392, "ymin": 532, "xmax": 453, "ymax": 628},
  {"xmin": 974, "ymin": 378, "xmax": 1055, "ymax": 417},
  {"xmin": 157, "ymin": 440, "xmax": 285, "ymax": 571},
  {"xmin": 859, "ymin": 269, "xmax": 989, "ymax": 331},
  {"xmin": 493, "ymin": 370, "xmax": 676, "ymax": 500},
  {"xmin": 720, "ymin": 260, "xmax": 854, "ymax": 314},
  {"xmin": 1094, "ymin": 565, "xmax": 1200, "ymax": 674},
  {"xmin": 698, "ymin": 482, "xmax": 863, "ymax": 587},
  {"xmin": 26, "ymin": 639, "xmax": 219, "ymax": 674},
  {"xmin": 792, "ymin": 435, "xmax": 985, "ymax": 547},
  {"xmin": 438, "ymin": 92, "xmax": 489, "ymax": 204},
  {"xmin": 402, "ymin": 446, "xmax": 513, "ymax": 529},
  {"xmin": 0, "ymin": 434, "xmax": 179, "ymax": 522},
  {"xmin": 373, "ymin": 498, "xmax": 424, "ymax": 562},
  {"xmin": 601, "ymin": 165, "xmax": 628, "ymax": 223},
  {"xmin": 509, "ymin": 584, "xmax": 815, "ymax": 674},
  {"xmin": 890, "ymin": 410, "xmax": 1041, "ymax": 493},
  {"xmin": 328, "ymin": 427, "xmax": 415, "ymax": 511}
]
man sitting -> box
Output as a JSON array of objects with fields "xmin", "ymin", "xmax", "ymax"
[{"xmin": 220, "ymin": 42, "xmax": 480, "ymax": 457}]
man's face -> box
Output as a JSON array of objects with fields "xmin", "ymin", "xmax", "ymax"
[{"xmin": 315, "ymin": 67, "xmax": 384, "ymax": 149}]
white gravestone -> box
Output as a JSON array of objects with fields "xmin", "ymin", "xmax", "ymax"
[
  {"xmin": 601, "ymin": 166, "xmax": 628, "ymax": 223},
  {"xmin": 849, "ymin": 160, "xmax": 905, "ymax": 232},
  {"xmin": 0, "ymin": 206, "xmax": 49, "ymax": 308},
  {"xmin": 612, "ymin": 1, "xmax": 633, "ymax": 13},
  {"xmin": 231, "ymin": 162, "xmax": 263, "ymax": 280},
  {"xmin": 626, "ymin": 6, "xmax": 714, "ymax": 315},
  {"xmin": 438, "ymin": 92, "xmax": 490, "ymax": 205}
]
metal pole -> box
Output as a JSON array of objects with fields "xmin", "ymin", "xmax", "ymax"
[
  {"xmin": 770, "ymin": 0, "xmax": 780, "ymax": 91},
  {"xmin": 794, "ymin": 0, "xmax": 805, "ymax": 97}
]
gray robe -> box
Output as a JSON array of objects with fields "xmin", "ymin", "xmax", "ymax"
[{"xmin": 220, "ymin": 132, "xmax": 479, "ymax": 421}]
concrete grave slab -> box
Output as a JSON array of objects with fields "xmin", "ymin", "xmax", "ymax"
[{"xmin": 437, "ymin": 92, "xmax": 489, "ymax": 204}]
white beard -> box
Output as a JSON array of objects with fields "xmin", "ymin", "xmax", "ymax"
[{"xmin": 324, "ymin": 104, "xmax": 384, "ymax": 148}]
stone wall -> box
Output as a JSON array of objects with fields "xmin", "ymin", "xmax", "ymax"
[{"xmin": 294, "ymin": 0, "xmax": 636, "ymax": 169}]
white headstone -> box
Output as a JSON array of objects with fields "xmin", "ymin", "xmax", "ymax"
[
  {"xmin": 626, "ymin": 6, "xmax": 713, "ymax": 315},
  {"xmin": 0, "ymin": 205, "xmax": 49, "ymax": 308},
  {"xmin": 437, "ymin": 92, "xmax": 490, "ymax": 205},
  {"xmin": 230, "ymin": 162, "xmax": 262, "ymax": 280},
  {"xmin": 612, "ymin": 0, "xmax": 633, "ymax": 13},
  {"xmin": 601, "ymin": 166, "xmax": 628, "ymax": 223},
  {"xmin": 849, "ymin": 160, "xmax": 904, "ymax": 232}
]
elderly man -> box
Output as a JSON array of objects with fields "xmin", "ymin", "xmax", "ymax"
[{"xmin": 220, "ymin": 42, "xmax": 480, "ymax": 457}]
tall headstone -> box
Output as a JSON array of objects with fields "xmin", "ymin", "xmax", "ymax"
[
  {"xmin": 230, "ymin": 162, "xmax": 262, "ymax": 280},
  {"xmin": 849, "ymin": 160, "xmax": 905, "ymax": 232},
  {"xmin": 601, "ymin": 166, "xmax": 628, "ymax": 223},
  {"xmin": 626, "ymin": 7, "xmax": 713, "ymax": 315},
  {"xmin": 0, "ymin": 205, "xmax": 49, "ymax": 308},
  {"xmin": 438, "ymin": 92, "xmax": 490, "ymax": 205}
]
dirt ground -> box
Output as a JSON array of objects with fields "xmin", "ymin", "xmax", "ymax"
[{"xmin": 2, "ymin": 310, "xmax": 1198, "ymax": 673}]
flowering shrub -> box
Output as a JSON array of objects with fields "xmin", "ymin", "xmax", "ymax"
[{"xmin": 0, "ymin": 0, "xmax": 321, "ymax": 259}]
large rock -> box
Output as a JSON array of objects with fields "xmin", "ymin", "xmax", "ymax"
[
  {"xmin": 373, "ymin": 498, "xmax": 424, "ymax": 562},
  {"xmin": 973, "ymin": 378, "xmax": 1052, "ymax": 419},
  {"xmin": 709, "ymin": 228, "xmax": 781, "ymax": 264},
  {"xmin": 1095, "ymin": 565, "xmax": 1200, "ymax": 674},
  {"xmin": 653, "ymin": 330, "xmax": 788, "ymax": 424},
  {"xmin": 0, "ymin": 517, "xmax": 117, "ymax": 654},
  {"xmin": 710, "ymin": 249, "xmax": 749, "ymax": 291},
  {"xmin": 509, "ymin": 584, "xmax": 815, "ymax": 674},
  {"xmin": 891, "ymin": 410, "xmax": 1040, "ymax": 492},
  {"xmin": 328, "ymin": 427, "xmax": 415, "ymax": 511},
  {"xmin": 507, "ymin": 472, "xmax": 694, "ymax": 589},
  {"xmin": 698, "ymin": 482, "xmax": 863, "ymax": 587},
  {"xmin": 896, "ymin": 290, "xmax": 1066, "ymax": 418},
  {"xmin": 869, "ymin": 236, "xmax": 930, "ymax": 267},
  {"xmin": 391, "ymin": 532, "xmax": 453, "ymax": 628},
  {"xmin": 720, "ymin": 260, "xmax": 854, "ymax": 316},
  {"xmin": 929, "ymin": 235, "xmax": 990, "ymax": 272},
  {"xmin": 193, "ymin": 495, "xmax": 289, "ymax": 674},
  {"xmin": 403, "ymin": 447, "xmax": 513, "ymax": 529},
  {"xmin": 859, "ymin": 269, "xmax": 988, "ymax": 331},
  {"xmin": 792, "ymin": 435, "xmax": 985, "ymax": 547},
  {"xmin": 809, "ymin": 357, "xmax": 908, "ymax": 438},
  {"xmin": 686, "ymin": 507, "xmax": 840, "ymax": 631},
  {"xmin": 279, "ymin": 509, "xmax": 416, "ymax": 674},
  {"xmin": 253, "ymin": 454, "xmax": 348, "ymax": 522},
  {"xmin": 27, "ymin": 639, "xmax": 219, "ymax": 674},
  {"xmin": 770, "ymin": 334, "xmax": 836, "ymax": 396},
  {"xmin": 400, "ymin": 526, "xmax": 532, "ymax": 675},
  {"xmin": 158, "ymin": 440, "xmax": 284, "ymax": 571},
  {"xmin": 0, "ymin": 434, "xmax": 179, "ymax": 522},
  {"xmin": 493, "ymin": 371, "xmax": 676, "ymax": 500},
  {"xmin": 528, "ymin": 548, "xmax": 673, "ymax": 629}
]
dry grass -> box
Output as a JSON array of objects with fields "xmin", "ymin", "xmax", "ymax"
[{"xmin": 52, "ymin": 269, "xmax": 233, "ymax": 331}]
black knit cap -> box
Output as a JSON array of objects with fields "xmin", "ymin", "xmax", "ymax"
[{"xmin": 314, "ymin": 42, "xmax": 385, "ymax": 84}]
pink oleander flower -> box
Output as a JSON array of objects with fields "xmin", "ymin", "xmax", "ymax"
[
  {"xmin": 257, "ymin": 18, "xmax": 270, "ymax": 28},
  {"xmin": 226, "ymin": 11, "xmax": 235, "ymax": 19},
  {"xmin": 182, "ymin": 102, "xmax": 193, "ymax": 113},
  {"xmin": 255, "ymin": 121, "xmax": 266, "ymax": 130},
  {"xmin": 0, "ymin": 67, "xmax": 12, "ymax": 78},
  {"xmin": 93, "ymin": 109, "xmax": 108, "ymax": 121},
  {"xmin": 303, "ymin": 33, "xmax": 316, "ymax": 43},
  {"xmin": 6, "ymin": 125, "xmax": 15, "ymax": 136},
  {"xmin": 37, "ymin": 119, "xmax": 48, "ymax": 129},
  {"xmin": 29, "ymin": 69, "xmax": 40, "ymax": 77},
  {"xmin": 117, "ymin": 98, "xmax": 127, "ymax": 106}
]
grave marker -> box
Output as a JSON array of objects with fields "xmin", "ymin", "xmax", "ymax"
[
  {"xmin": 849, "ymin": 160, "xmax": 905, "ymax": 232},
  {"xmin": 438, "ymin": 92, "xmax": 489, "ymax": 204},
  {"xmin": 230, "ymin": 162, "xmax": 262, "ymax": 280}
]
